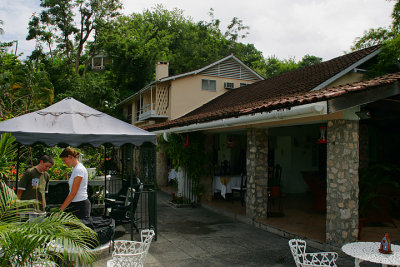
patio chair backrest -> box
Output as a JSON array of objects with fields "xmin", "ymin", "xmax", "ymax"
[
  {"xmin": 112, "ymin": 240, "xmax": 145, "ymax": 256},
  {"xmin": 125, "ymin": 187, "xmax": 135, "ymax": 206},
  {"xmin": 288, "ymin": 239, "xmax": 338, "ymax": 267},
  {"xmin": 140, "ymin": 229, "xmax": 155, "ymax": 256},
  {"xmin": 141, "ymin": 229, "xmax": 155, "ymax": 243},
  {"xmin": 289, "ymin": 239, "xmax": 307, "ymax": 267}
]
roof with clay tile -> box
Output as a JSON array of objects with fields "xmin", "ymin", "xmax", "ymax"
[{"xmin": 144, "ymin": 46, "xmax": 386, "ymax": 132}]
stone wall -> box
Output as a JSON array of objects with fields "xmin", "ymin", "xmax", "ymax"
[
  {"xmin": 246, "ymin": 128, "xmax": 269, "ymax": 219},
  {"xmin": 326, "ymin": 120, "xmax": 359, "ymax": 246}
]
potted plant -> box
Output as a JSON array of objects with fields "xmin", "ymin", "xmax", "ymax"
[{"xmin": 160, "ymin": 133, "xmax": 211, "ymax": 204}]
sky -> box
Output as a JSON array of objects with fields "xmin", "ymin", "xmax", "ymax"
[{"xmin": 0, "ymin": 0, "xmax": 396, "ymax": 61}]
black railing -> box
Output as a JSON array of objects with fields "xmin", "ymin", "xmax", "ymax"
[{"xmin": 105, "ymin": 175, "xmax": 157, "ymax": 240}]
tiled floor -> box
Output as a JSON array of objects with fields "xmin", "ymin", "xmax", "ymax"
[{"xmin": 204, "ymin": 192, "xmax": 400, "ymax": 243}]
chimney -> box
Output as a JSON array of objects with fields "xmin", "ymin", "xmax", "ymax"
[{"xmin": 155, "ymin": 61, "xmax": 169, "ymax": 80}]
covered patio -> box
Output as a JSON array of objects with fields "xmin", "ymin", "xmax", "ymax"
[
  {"xmin": 203, "ymin": 192, "xmax": 400, "ymax": 244},
  {"xmin": 158, "ymin": 73, "xmax": 400, "ymax": 247}
]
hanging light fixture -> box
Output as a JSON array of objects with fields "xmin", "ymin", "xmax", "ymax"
[{"xmin": 318, "ymin": 126, "xmax": 327, "ymax": 143}]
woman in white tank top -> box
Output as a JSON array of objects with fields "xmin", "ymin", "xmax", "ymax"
[{"xmin": 59, "ymin": 147, "xmax": 91, "ymax": 219}]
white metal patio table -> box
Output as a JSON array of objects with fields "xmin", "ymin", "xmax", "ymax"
[{"xmin": 342, "ymin": 242, "xmax": 400, "ymax": 267}]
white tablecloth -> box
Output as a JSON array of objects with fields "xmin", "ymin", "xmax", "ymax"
[
  {"xmin": 212, "ymin": 175, "xmax": 242, "ymax": 198},
  {"xmin": 168, "ymin": 169, "xmax": 177, "ymax": 181}
]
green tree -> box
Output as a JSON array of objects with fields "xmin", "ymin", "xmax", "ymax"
[
  {"xmin": 262, "ymin": 54, "xmax": 323, "ymax": 78},
  {"xmin": 352, "ymin": 0, "xmax": 400, "ymax": 76},
  {"xmin": 97, "ymin": 5, "xmax": 265, "ymax": 99},
  {"xmin": 56, "ymin": 71, "xmax": 118, "ymax": 113},
  {"xmin": 27, "ymin": 0, "xmax": 122, "ymax": 75},
  {"xmin": 298, "ymin": 54, "xmax": 323, "ymax": 68},
  {"xmin": 0, "ymin": 52, "xmax": 54, "ymax": 120},
  {"xmin": 0, "ymin": 19, "xmax": 16, "ymax": 53}
]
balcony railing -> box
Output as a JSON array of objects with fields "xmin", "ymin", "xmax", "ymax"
[{"xmin": 138, "ymin": 103, "xmax": 155, "ymax": 120}]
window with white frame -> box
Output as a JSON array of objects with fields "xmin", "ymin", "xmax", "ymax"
[
  {"xmin": 202, "ymin": 79, "xmax": 217, "ymax": 91},
  {"xmin": 240, "ymin": 82, "xmax": 249, "ymax": 87}
]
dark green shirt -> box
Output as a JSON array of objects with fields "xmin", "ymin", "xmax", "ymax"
[{"xmin": 18, "ymin": 167, "xmax": 50, "ymax": 211}]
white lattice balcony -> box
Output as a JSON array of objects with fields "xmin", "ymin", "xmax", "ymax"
[{"xmin": 138, "ymin": 103, "xmax": 168, "ymax": 121}]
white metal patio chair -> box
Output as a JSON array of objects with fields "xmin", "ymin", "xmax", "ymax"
[
  {"xmin": 289, "ymin": 239, "xmax": 338, "ymax": 267},
  {"xmin": 106, "ymin": 250, "xmax": 146, "ymax": 267},
  {"xmin": 141, "ymin": 229, "xmax": 155, "ymax": 248},
  {"xmin": 107, "ymin": 229, "xmax": 155, "ymax": 267}
]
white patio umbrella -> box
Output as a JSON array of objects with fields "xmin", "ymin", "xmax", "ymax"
[{"xmin": 0, "ymin": 97, "xmax": 156, "ymax": 147}]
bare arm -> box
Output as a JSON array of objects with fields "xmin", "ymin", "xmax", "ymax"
[{"xmin": 60, "ymin": 176, "xmax": 82, "ymax": 211}]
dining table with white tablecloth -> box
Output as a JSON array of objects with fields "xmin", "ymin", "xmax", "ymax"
[
  {"xmin": 212, "ymin": 175, "xmax": 242, "ymax": 199},
  {"xmin": 168, "ymin": 169, "xmax": 177, "ymax": 182}
]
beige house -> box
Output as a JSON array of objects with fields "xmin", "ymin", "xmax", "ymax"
[{"xmin": 119, "ymin": 55, "xmax": 264, "ymax": 128}]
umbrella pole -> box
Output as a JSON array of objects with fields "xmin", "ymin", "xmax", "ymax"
[
  {"xmin": 104, "ymin": 146, "xmax": 107, "ymax": 216},
  {"xmin": 130, "ymin": 144, "xmax": 134, "ymax": 241},
  {"xmin": 104, "ymin": 146, "xmax": 107, "ymax": 193},
  {"xmin": 15, "ymin": 144, "xmax": 21, "ymax": 192}
]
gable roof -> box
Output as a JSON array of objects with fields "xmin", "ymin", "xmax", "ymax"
[
  {"xmin": 159, "ymin": 54, "xmax": 264, "ymax": 82},
  {"xmin": 143, "ymin": 46, "xmax": 388, "ymax": 132},
  {"xmin": 119, "ymin": 54, "xmax": 264, "ymax": 105}
]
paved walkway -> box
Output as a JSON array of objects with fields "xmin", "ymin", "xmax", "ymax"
[{"xmin": 96, "ymin": 191, "xmax": 381, "ymax": 266}]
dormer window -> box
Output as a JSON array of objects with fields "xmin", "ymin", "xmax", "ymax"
[{"xmin": 202, "ymin": 79, "xmax": 216, "ymax": 91}]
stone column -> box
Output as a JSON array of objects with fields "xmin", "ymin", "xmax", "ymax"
[
  {"xmin": 201, "ymin": 134, "xmax": 214, "ymax": 201},
  {"xmin": 156, "ymin": 143, "xmax": 168, "ymax": 187},
  {"xmin": 326, "ymin": 120, "xmax": 359, "ymax": 246},
  {"xmin": 246, "ymin": 128, "xmax": 269, "ymax": 219}
]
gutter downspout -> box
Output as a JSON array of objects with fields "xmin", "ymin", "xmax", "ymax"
[{"xmin": 155, "ymin": 101, "xmax": 327, "ymax": 134}]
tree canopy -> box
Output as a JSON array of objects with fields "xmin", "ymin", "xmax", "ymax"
[
  {"xmin": 1, "ymin": 3, "xmax": 324, "ymax": 116},
  {"xmin": 263, "ymin": 54, "xmax": 322, "ymax": 78},
  {"xmin": 0, "ymin": 52, "xmax": 54, "ymax": 121},
  {"xmin": 96, "ymin": 5, "xmax": 266, "ymax": 99},
  {"xmin": 27, "ymin": 0, "xmax": 122, "ymax": 75},
  {"xmin": 352, "ymin": 0, "xmax": 400, "ymax": 76}
]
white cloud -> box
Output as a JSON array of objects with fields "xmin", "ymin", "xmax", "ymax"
[
  {"xmin": 0, "ymin": 0, "xmax": 395, "ymax": 61},
  {"xmin": 0, "ymin": 0, "xmax": 42, "ymax": 56}
]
